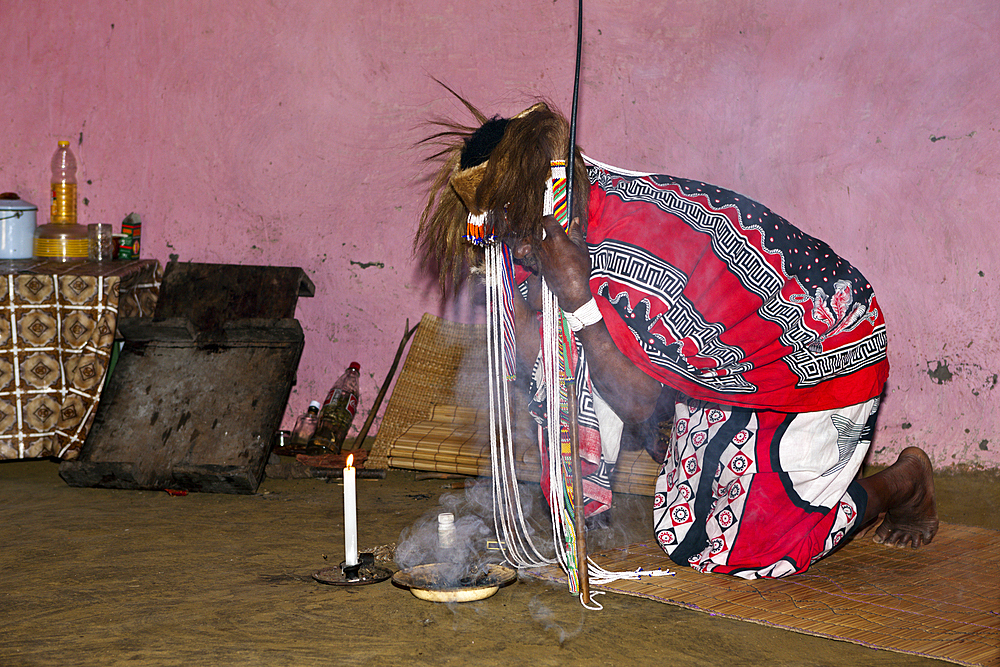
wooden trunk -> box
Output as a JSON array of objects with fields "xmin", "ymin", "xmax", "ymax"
[{"xmin": 60, "ymin": 262, "xmax": 314, "ymax": 494}]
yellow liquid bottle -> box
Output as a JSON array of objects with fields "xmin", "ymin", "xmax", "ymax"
[
  {"xmin": 36, "ymin": 140, "xmax": 88, "ymax": 259},
  {"xmin": 50, "ymin": 140, "xmax": 77, "ymax": 224}
]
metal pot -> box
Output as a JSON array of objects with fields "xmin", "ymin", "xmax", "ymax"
[{"xmin": 0, "ymin": 193, "xmax": 38, "ymax": 259}]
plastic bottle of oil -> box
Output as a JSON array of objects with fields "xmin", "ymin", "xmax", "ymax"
[
  {"xmin": 51, "ymin": 141, "xmax": 77, "ymax": 224},
  {"xmin": 35, "ymin": 140, "xmax": 88, "ymax": 259}
]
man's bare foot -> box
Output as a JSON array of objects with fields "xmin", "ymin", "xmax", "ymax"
[{"xmin": 869, "ymin": 447, "xmax": 939, "ymax": 548}]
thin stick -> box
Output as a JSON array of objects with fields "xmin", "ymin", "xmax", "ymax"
[
  {"xmin": 564, "ymin": 0, "xmax": 583, "ymax": 228},
  {"xmin": 562, "ymin": 0, "xmax": 590, "ymax": 604},
  {"xmin": 566, "ymin": 379, "xmax": 589, "ymax": 602},
  {"xmin": 351, "ymin": 319, "xmax": 419, "ymax": 449}
]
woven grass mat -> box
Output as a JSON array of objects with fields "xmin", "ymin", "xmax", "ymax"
[
  {"xmin": 370, "ymin": 314, "xmax": 663, "ymax": 497},
  {"xmin": 369, "ymin": 314, "xmax": 488, "ymax": 470},
  {"xmin": 526, "ymin": 522, "xmax": 1000, "ymax": 666},
  {"xmin": 384, "ymin": 402, "xmax": 662, "ymax": 495}
]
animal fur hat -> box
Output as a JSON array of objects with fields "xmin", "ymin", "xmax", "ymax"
[{"xmin": 414, "ymin": 92, "xmax": 589, "ymax": 291}]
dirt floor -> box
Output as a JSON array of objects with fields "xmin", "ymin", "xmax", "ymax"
[{"xmin": 2, "ymin": 454, "xmax": 997, "ymax": 667}]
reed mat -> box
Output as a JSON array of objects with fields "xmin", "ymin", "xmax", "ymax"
[
  {"xmin": 384, "ymin": 402, "xmax": 663, "ymax": 495},
  {"xmin": 527, "ymin": 522, "xmax": 1000, "ymax": 666},
  {"xmin": 371, "ymin": 314, "xmax": 663, "ymax": 495},
  {"xmin": 369, "ymin": 313, "xmax": 488, "ymax": 470}
]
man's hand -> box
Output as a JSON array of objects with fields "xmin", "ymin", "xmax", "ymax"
[
  {"xmin": 510, "ymin": 214, "xmax": 663, "ymax": 423},
  {"xmin": 531, "ymin": 215, "xmax": 592, "ymax": 312}
]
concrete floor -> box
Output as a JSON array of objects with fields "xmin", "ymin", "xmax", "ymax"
[{"xmin": 1, "ymin": 457, "xmax": 997, "ymax": 667}]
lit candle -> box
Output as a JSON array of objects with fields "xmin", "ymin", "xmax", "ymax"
[{"xmin": 343, "ymin": 453, "xmax": 358, "ymax": 567}]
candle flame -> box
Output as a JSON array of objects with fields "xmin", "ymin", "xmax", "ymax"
[{"xmin": 346, "ymin": 453, "xmax": 354, "ymax": 469}]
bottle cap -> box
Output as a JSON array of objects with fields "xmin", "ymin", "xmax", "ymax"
[
  {"xmin": 348, "ymin": 361, "xmax": 360, "ymax": 371},
  {"xmin": 438, "ymin": 512, "xmax": 455, "ymax": 527},
  {"xmin": 309, "ymin": 400, "xmax": 321, "ymax": 409},
  {"xmin": 58, "ymin": 140, "xmax": 70, "ymax": 147}
]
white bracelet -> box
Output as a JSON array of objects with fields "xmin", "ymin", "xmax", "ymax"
[{"xmin": 564, "ymin": 297, "xmax": 603, "ymax": 332}]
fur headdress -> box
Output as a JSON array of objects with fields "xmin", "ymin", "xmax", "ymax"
[{"xmin": 414, "ymin": 90, "xmax": 589, "ymax": 291}]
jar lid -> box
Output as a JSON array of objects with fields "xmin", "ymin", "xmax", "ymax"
[{"xmin": 0, "ymin": 193, "xmax": 37, "ymax": 211}]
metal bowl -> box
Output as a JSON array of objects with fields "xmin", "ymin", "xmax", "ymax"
[{"xmin": 392, "ymin": 563, "xmax": 517, "ymax": 603}]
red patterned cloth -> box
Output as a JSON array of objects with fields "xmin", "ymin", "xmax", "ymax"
[
  {"xmin": 519, "ymin": 161, "xmax": 889, "ymax": 547},
  {"xmin": 578, "ymin": 161, "xmax": 891, "ymax": 576},
  {"xmin": 585, "ymin": 161, "xmax": 888, "ymax": 413},
  {"xmin": 654, "ymin": 397, "xmax": 878, "ymax": 578}
]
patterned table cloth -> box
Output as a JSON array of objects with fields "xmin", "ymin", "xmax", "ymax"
[{"xmin": 0, "ymin": 259, "xmax": 161, "ymax": 460}]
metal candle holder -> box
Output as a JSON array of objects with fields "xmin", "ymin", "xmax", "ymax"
[{"xmin": 312, "ymin": 552, "xmax": 392, "ymax": 586}]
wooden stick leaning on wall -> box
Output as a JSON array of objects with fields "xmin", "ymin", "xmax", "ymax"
[{"xmin": 351, "ymin": 319, "xmax": 420, "ymax": 450}]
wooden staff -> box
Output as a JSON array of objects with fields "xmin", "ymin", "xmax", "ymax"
[
  {"xmin": 562, "ymin": 0, "xmax": 588, "ymax": 603},
  {"xmin": 565, "ymin": 378, "xmax": 589, "ymax": 601}
]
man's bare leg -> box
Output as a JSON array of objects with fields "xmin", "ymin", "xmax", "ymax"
[{"xmin": 857, "ymin": 447, "xmax": 939, "ymax": 548}]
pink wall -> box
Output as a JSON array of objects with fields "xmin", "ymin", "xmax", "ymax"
[{"xmin": 2, "ymin": 0, "xmax": 997, "ymax": 469}]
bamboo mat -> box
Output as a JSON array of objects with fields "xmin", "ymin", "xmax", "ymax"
[
  {"xmin": 383, "ymin": 400, "xmax": 662, "ymax": 496},
  {"xmin": 526, "ymin": 523, "xmax": 1000, "ymax": 666},
  {"xmin": 385, "ymin": 404, "xmax": 519, "ymax": 478},
  {"xmin": 370, "ymin": 313, "xmax": 664, "ymax": 496},
  {"xmin": 369, "ymin": 313, "xmax": 489, "ymax": 470}
]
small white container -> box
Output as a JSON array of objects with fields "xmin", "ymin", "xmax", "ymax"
[
  {"xmin": 438, "ymin": 512, "xmax": 456, "ymax": 549},
  {"xmin": 0, "ymin": 193, "xmax": 38, "ymax": 259}
]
